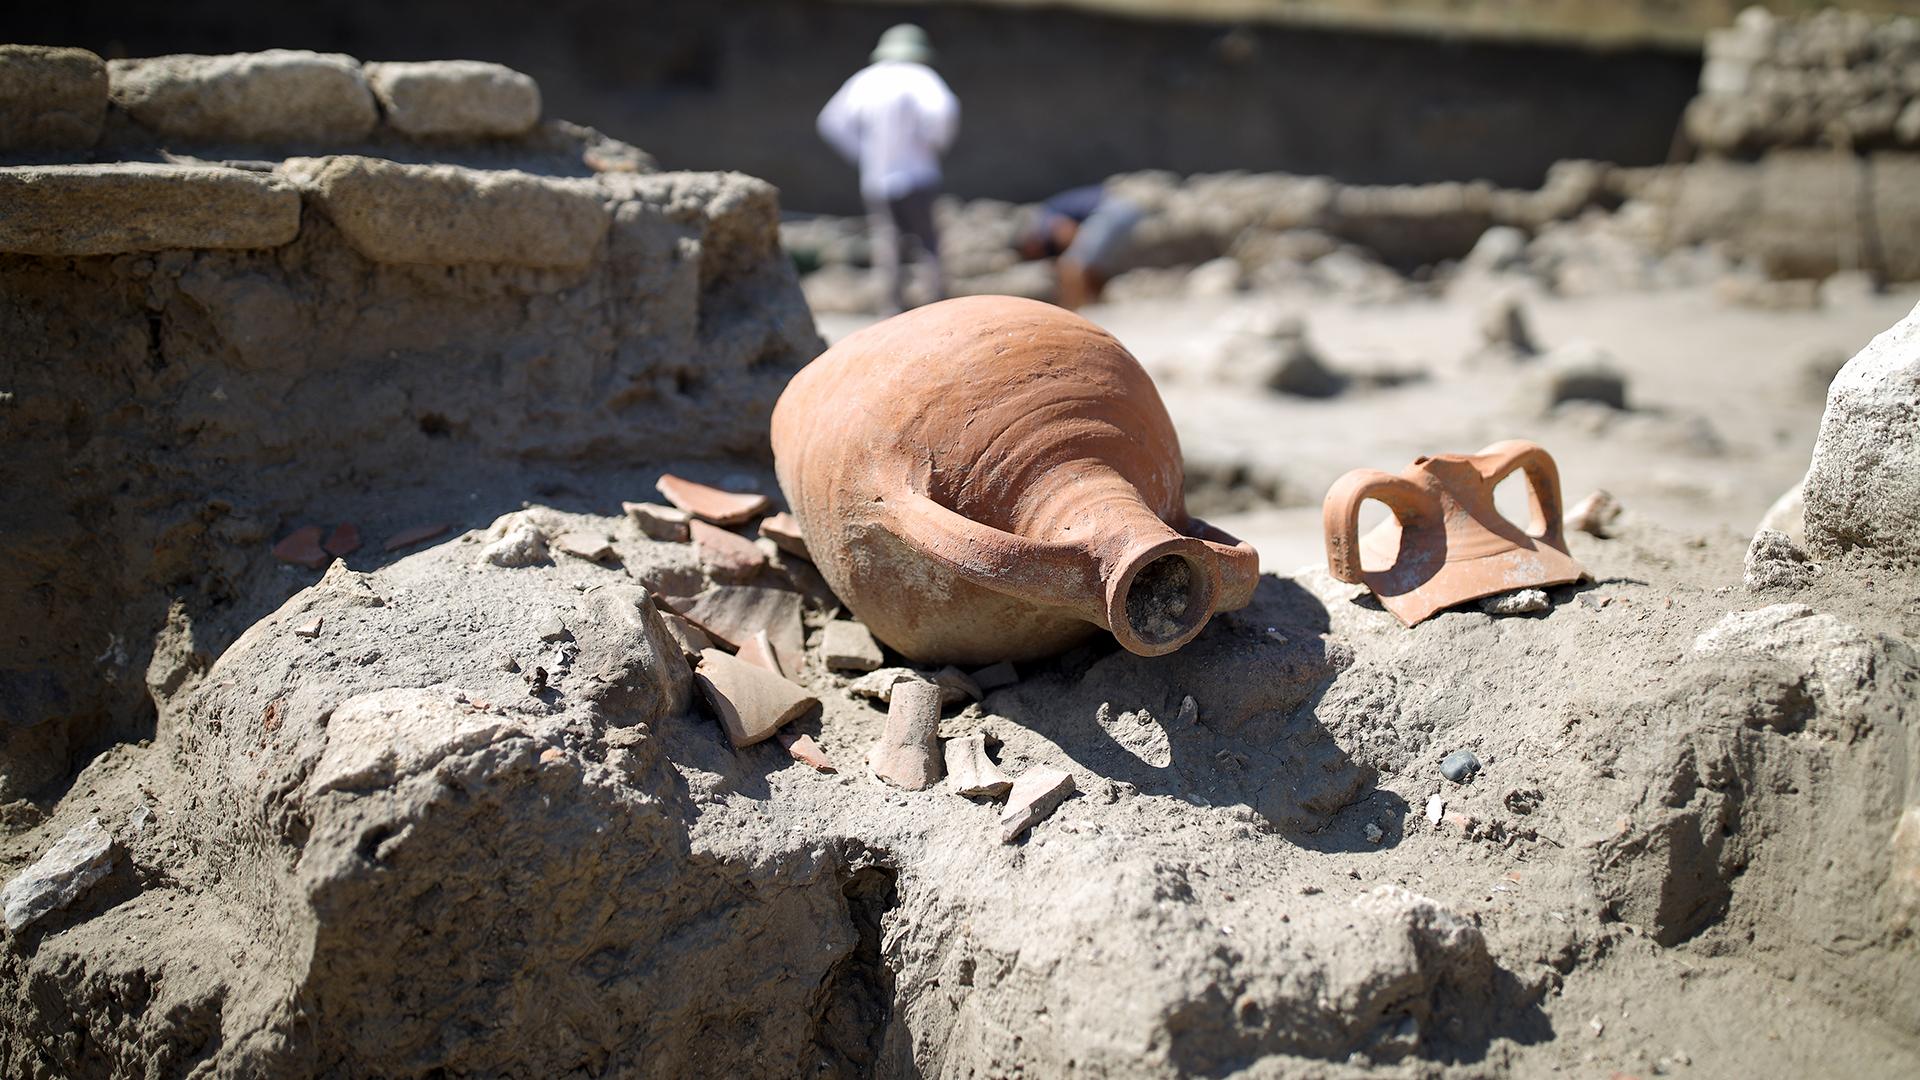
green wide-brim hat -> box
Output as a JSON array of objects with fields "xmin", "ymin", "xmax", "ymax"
[{"xmin": 872, "ymin": 23, "xmax": 934, "ymax": 64}]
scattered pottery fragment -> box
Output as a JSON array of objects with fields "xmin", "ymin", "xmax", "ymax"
[
  {"xmin": 944, "ymin": 732, "xmax": 1012, "ymax": 797},
  {"xmin": 1564, "ymin": 489, "xmax": 1622, "ymax": 538},
  {"xmin": 999, "ymin": 767, "xmax": 1076, "ymax": 843},
  {"xmin": 383, "ymin": 522, "xmax": 450, "ymax": 552},
  {"xmin": 664, "ymin": 586, "xmax": 806, "ymax": 675},
  {"xmin": 933, "ymin": 665, "xmax": 983, "ymax": 702},
  {"xmin": 273, "ymin": 525, "xmax": 329, "ymax": 569},
  {"xmin": 1, "ymin": 818, "xmax": 117, "ymax": 932},
  {"xmin": 771, "ymin": 296, "xmax": 1259, "ymax": 664},
  {"xmin": 1480, "ymin": 588, "xmax": 1550, "ymax": 616},
  {"xmin": 478, "ymin": 523, "xmax": 549, "ymax": 568},
  {"xmin": 554, "ymin": 531, "xmax": 614, "ymax": 562},
  {"xmin": 777, "ymin": 729, "xmax": 836, "ymax": 772},
  {"xmin": 292, "ymin": 617, "xmax": 323, "ymax": 639},
  {"xmin": 657, "ymin": 611, "xmax": 711, "ymax": 657},
  {"xmin": 1322, "ymin": 439, "xmax": 1586, "ymax": 627},
  {"xmin": 624, "ymin": 501, "xmax": 692, "ymax": 542},
  {"xmin": 1440, "ymin": 750, "xmax": 1482, "ymax": 783},
  {"xmin": 821, "ymin": 619, "xmax": 884, "ymax": 671},
  {"xmin": 657, "ymin": 474, "xmax": 771, "ymax": 526},
  {"xmin": 689, "ymin": 519, "xmax": 767, "ymax": 578},
  {"xmin": 694, "ymin": 649, "xmax": 816, "ymax": 747},
  {"xmin": 736, "ymin": 629, "xmax": 783, "ymax": 676},
  {"xmin": 848, "ymin": 668, "xmax": 968, "ymax": 706},
  {"xmin": 971, "ymin": 660, "xmax": 1019, "ymax": 692},
  {"xmin": 755, "ymin": 539, "xmax": 841, "ymax": 611},
  {"xmin": 868, "ymin": 678, "xmax": 943, "ymax": 790},
  {"xmin": 758, "ymin": 512, "xmax": 810, "ymax": 559},
  {"xmin": 323, "ymin": 523, "xmax": 362, "ymax": 558}
]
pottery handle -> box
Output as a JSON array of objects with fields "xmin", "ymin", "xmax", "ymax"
[
  {"xmin": 1185, "ymin": 516, "xmax": 1260, "ymax": 612},
  {"xmin": 1321, "ymin": 469, "xmax": 1439, "ymax": 584},
  {"xmin": 1473, "ymin": 440, "xmax": 1566, "ymax": 547},
  {"xmin": 888, "ymin": 490, "xmax": 1105, "ymax": 614}
]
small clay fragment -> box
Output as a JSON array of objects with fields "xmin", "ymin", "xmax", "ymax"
[
  {"xmin": 999, "ymin": 767, "xmax": 1076, "ymax": 843},
  {"xmin": 821, "ymin": 619, "xmax": 884, "ymax": 672},
  {"xmin": 273, "ymin": 526, "xmax": 329, "ymax": 569},
  {"xmin": 624, "ymin": 501, "xmax": 692, "ymax": 542},
  {"xmin": 657, "ymin": 611, "xmax": 711, "ymax": 657},
  {"xmin": 323, "ymin": 523, "xmax": 362, "ymax": 558},
  {"xmin": 971, "ymin": 661, "xmax": 1019, "ymax": 692},
  {"xmin": 690, "ymin": 519, "xmax": 767, "ymax": 578},
  {"xmin": 695, "ymin": 648, "xmax": 816, "ymax": 748},
  {"xmin": 848, "ymin": 668, "xmax": 966, "ymax": 706},
  {"xmin": 868, "ymin": 677, "xmax": 943, "ymax": 790},
  {"xmin": 933, "ymin": 665, "xmax": 983, "ymax": 702},
  {"xmin": 383, "ymin": 522, "xmax": 451, "ymax": 552},
  {"xmin": 777, "ymin": 729, "xmax": 836, "ymax": 772},
  {"xmin": 944, "ymin": 732, "xmax": 1012, "ymax": 797},
  {"xmin": 554, "ymin": 531, "xmax": 614, "ymax": 562},
  {"xmin": 1564, "ymin": 489, "xmax": 1621, "ymax": 538},
  {"xmin": 735, "ymin": 629, "xmax": 783, "ymax": 676},
  {"xmin": 292, "ymin": 617, "xmax": 323, "ymax": 639},
  {"xmin": 663, "ymin": 586, "xmax": 805, "ymax": 675},
  {"xmin": 758, "ymin": 512, "xmax": 810, "ymax": 559},
  {"xmin": 657, "ymin": 474, "xmax": 771, "ymax": 525}
]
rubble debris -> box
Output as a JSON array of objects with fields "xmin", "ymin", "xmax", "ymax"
[
  {"xmin": 776, "ymin": 729, "xmax": 835, "ymax": 772},
  {"xmin": 554, "ymin": 531, "xmax": 613, "ymax": 562},
  {"xmin": 736, "ymin": 629, "xmax": 783, "ymax": 676},
  {"xmin": 383, "ymin": 522, "xmax": 450, "ymax": 552},
  {"xmin": 1469, "ymin": 288, "xmax": 1539, "ymax": 364},
  {"xmin": 272, "ymin": 525, "xmax": 329, "ymax": 569},
  {"xmin": 868, "ymin": 677, "xmax": 943, "ymax": 790},
  {"xmin": 1565, "ymin": 489, "xmax": 1622, "ymax": 537},
  {"xmin": 757, "ymin": 512, "xmax": 810, "ymax": 558},
  {"xmin": 478, "ymin": 523, "xmax": 549, "ymax": 568},
  {"xmin": 656, "ymin": 474, "xmax": 771, "ymax": 525},
  {"xmin": 523, "ymin": 665, "xmax": 547, "ymax": 693},
  {"xmin": 322, "ymin": 523, "xmax": 362, "ymax": 558},
  {"xmin": 1539, "ymin": 341, "xmax": 1629, "ymax": 411},
  {"xmin": 1480, "ymin": 589, "xmax": 1550, "ymax": 616},
  {"xmin": 663, "ymin": 586, "xmax": 805, "ymax": 676},
  {"xmin": 694, "ymin": 648, "xmax": 816, "ymax": 748},
  {"xmin": 292, "ymin": 617, "xmax": 323, "ymax": 639},
  {"xmin": 999, "ymin": 767, "xmax": 1076, "ymax": 843},
  {"xmin": 971, "ymin": 661, "xmax": 1020, "ymax": 692},
  {"xmin": 1440, "ymin": 750, "xmax": 1482, "ymax": 783},
  {"xmin": 944, "ymin": 732, "xmax": 1013, "ymax": 797},
  {"xmin": 623, "ymin": 501, "xmax": 691, "ymax": 542},
  {"xmin": 1744, "ymin": 529, "xmax": 1816, "ymax": 591},
  {"xmin": 689, "ymin": 519, "xmax": 767, "ymax": 578},
  {"xmin": 1216, "ymin": 312, "xmax": 1344, "ymax": 397},
  {"xmin": 2, "ymin": 818, "xmax": 117, "ymax": 931},
  {"xmin": 821, "ymin": 619, "xmax": 885, "ymax": 672}
]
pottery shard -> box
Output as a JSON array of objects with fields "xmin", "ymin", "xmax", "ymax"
[
  {"xmin": 0, "ymin": 45, "xmax": 106, "ymax": 151},
  {"xmin": 821, "ymin": 620, "xmax": 885, "ymax": 672},
  {"xmin": 280, "ymin": 155, "xmax": 610, "ymax": 269},
  {"xmin": 0, "ymin": 164, "xmax": 301, "ymax": 256},
  {"xmin": 690, "ymin": 519, "xmax": 767, "ymax": 579},
  {"xmin": 778, "ymin": 729, "xmax": 836, "ymax": 772},
  {"xmin": 999, "ymin": 767, "xmax": 1076, "ymax": 843},
  {"xmin": 1805, "ymin": 300, "xmax": 1920, "ymax": 564},
  {"xmin": 365, "ymin": 60, "xmax": 540, "ymax": 138},
  {"xmin": 623, "ymin": 501, "xmax": 692, "ymax": 542},
  {"xmin": 735, "ymin": 629, "xmax": 783, "ymax": 676},
  {"xmin": 656, "ymin": 474, "xmax": 772, "ymax": 526},
  {"xmin": 108, "ymin": 50, "xmax": 377, "ymax": 142},
  {"xmin": 847, "ymin": 667, "xmax": 969, "ymax": 707},
  {"xmin": 383, "ymin": 522, "xmax": 451, "ymax": 552},
  {"xmin": 1564, "ymin": 489, "xmax": 1621, "ymax": 537},
  {"xmin": 273, "ymin": 525, "xmax": 329, "ymax": 570},
  {"xmin": 695, "ymin": 649, "xmax": 816, "ymax": 747},
  {"xmin": 657, "ymin": 611, "xmax": 711, "ymax": 657},
  {"xmin": 944, "ymin": 732, "xmax": 1012, "ymax": 798},
  {"xmin": 757, "ymin": 512, "xmax": 810, "ymax": 559},
  {"xmin": 868, "ymin": 678, "xmax": 943, "ymax": 790},
  {"xmin": 555, "ymin": 531, "xmax": 614, "ymax": 562},
  {"xmin": 662, "ymin": 586, "xmax": 806, "ymax": 677},
  {"xmin": 322, "ymin": 523, "xmax": 362, "ymax": 558},
  {"xmin": 1, "ymin": 817, "xmax": 118, "ymax": 931}
]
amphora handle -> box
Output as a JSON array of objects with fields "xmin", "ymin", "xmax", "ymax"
[
  {"xmin": 1471, "ymin": 439, "xmax": 1566, "ymax": 549},
  {"xmin": 1322, "ymin": 469, "xmax": 1442, "ymax": 583}
]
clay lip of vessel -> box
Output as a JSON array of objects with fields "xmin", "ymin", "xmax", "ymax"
[
  {"xmin": 770, "ymin": 295, "xmax": 1260, "ymax": 664},
  {"xmin": 1321, "ymin": 439, "xmax": 1588, "ymax": 626}
]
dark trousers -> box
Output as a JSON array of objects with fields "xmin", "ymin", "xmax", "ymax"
[{"xmin": 867, "ymin": 186, "xmax": 945, "ymax": 315}]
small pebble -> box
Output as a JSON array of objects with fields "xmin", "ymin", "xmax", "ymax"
[
  {"xmin": 1480, "ymin": 588, "xmax": 1549, "ymax": 616},
  {"xmin": 1425, "ymin": 793, "xmax": 1445, "ymax": 825},
  {"xmin": 1364, "ymin": 822, "xmax": 1384, "ymax": 843},
  {"xmin": 292, "ymin": 618, "xmax": 323, "ymax": 639},
  {"xmin": 537, "ymin": 615, "xmax": 569, "ymax": 642},
  {"xmin": 1440, "ymin": 749, "xmax": 1481, "ymax": 783}
]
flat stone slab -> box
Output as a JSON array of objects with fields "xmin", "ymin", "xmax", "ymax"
[
  {"xmin": 0, "ymin": 164, "xmax": 301, "ymax": 256},
  {"xmin": 366, "ymin": 60, "xmax": 541, "ymax": 138},
  {"xmin": 281, "ymin": 155, "xmax": 609, "ymax": 269},
  {"xmin": 0, "ymin": 45, "xmax": 106, "ymax": 150},
  {"xmin": 109, "ymin": 50, "xmax": 376, "ymax": 143},
  {"xmin": 2, "ymin": 818, "xmax": 117, "ymax": 931}
]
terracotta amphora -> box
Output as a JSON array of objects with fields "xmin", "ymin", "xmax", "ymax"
[
  {"xmin": 770, "ymin": 295, "xmax": 1260, "ymax": 664},
  {"xmin": 1322, "ymin": 440, "xmax": 1587, "ymax": 626}
]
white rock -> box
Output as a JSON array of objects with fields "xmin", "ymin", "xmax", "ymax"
[
  {"xmin": 479, "ymin": 523, "xmax": 549, "ymax": 568},
  {"xmin": 1479, "ymin": 589, "xmax": 1549, "ymax": 616},
  {"xmin": 1805, "ymin": 300, "xmax": 1920, "ymax": 563},
  {"xmin": 2, "ymin": 818, "xmax": 117, "ymax": 931}
]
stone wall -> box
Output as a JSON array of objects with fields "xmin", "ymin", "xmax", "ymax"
[{"xmin": 0, "ymin": 47, "xmax": 822, "ymax": 804}]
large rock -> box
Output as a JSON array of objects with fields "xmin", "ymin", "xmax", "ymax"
[
  {"xmin": 0, "ymin": 163, "xmax": 301, "ymax": 255},
  {"xmin": 1805, "ymin": 301, "xmax": 1920, "ymax": 564},
  {"xmin": 282, "ymin": 155, "xmax": 610, "ymax": 268},
  {"xmin": 108, "ymin": 50, "xmax": 378, "ymax": 143},
  {"xmin": 0, "ymin": 45, "xmax": 107, "ymax": 150},
  {"xmin": 366, "ymin": 60, "xmax": 541, "ymax": 138}
]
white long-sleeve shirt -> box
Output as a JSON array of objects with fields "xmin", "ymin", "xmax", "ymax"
[{"xmin": 817, "ymin": 61, "xmax": 959, "ymax": 202}]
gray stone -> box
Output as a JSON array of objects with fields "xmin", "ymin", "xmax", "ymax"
[
  {"xmin": 2, "ymin": 818, "xmax": 117, "ymax": 931},
  {"xmin": 0, "ymin": 45, "xmax": 107, "ymax": 150},
  {"xmin": 1460, "ymin": 225, "xmax": 1528, "ymax": 274},
  {"xmin": 1538, "ymin": 341, "xmax": 1628, "ymax": 411},
  {"xmin": 1745, "ymin": 529, "xmax": 1816, "ymax": 591},
  {"xmin": 479, "ymin": 524, "xmax": 550, "ymax": 568},
  {"xmin": 109, "ymin": 50, "xmax": 377, "ymax": 143},
  {"xmin": 1479, "ymin": 589, "xmax": 1549, "ymax": 616},
  {"xmin": 0, "ymin": 164, "xmax": 301, "ymax": 256},
  {"xmin": 971, "ymin": 660, "xmax": 1019, "ymax": 691},
  {"xmin": 820, "ymin": 619, "xmax": 884, "ymax": 672},
  {"xmin": 1439, "ymin": 750, "xmax": 1481, "ymax": 783},
  {"xmin": 280, "ymin": 155, "xmax": 609, "ymax": 269},
  {"xmin": 1472, "ymin": 288, "xmax": 1538, "ymax": 360},
  {"xmin": 1757, "ymin": 472, "xmax": 1808, "ymax": 547},
  {"xmin": 366, "ymin": 60, "xmax": 541, "ymax": 138},
  {"xmin": 1805, "ymin": 301, "xmax": 1920, "ymax": 564}
]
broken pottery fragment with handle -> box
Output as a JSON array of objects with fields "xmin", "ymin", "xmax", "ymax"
[
  {"xmin": 868, "ymin": 677, "xmax": 943, "ymax": 790},
  {"xmin": 943, "ymin": 732, "xmax": 1012, "ymax": 798}
]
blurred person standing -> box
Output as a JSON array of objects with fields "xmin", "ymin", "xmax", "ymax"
[{"xmin": 817, "ymin": 24, "xmax": 959, "ymax": 315}]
